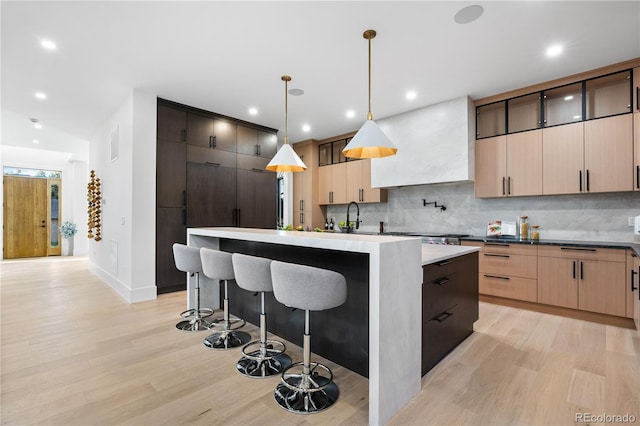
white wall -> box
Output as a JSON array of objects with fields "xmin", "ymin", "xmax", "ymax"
[
  {"xmin": 0, "ymin": 145, "xmax": 88, "ymax": 257},
  {"xmin": 88, "ymin": 89, "xmax": 157, "ymax": 303}
]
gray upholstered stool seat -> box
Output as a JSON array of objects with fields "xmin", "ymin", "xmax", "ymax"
[
  {"xmin": 172, "ymin": 243, "xmax": 215, "ymax": 332},
  {"xmin": 200, "ymin": 248, "xmax": 251, "ymax": 349},
  {"xmin": 270, "ymin": 261, "xmax": 347, "ymax": 414},
  {"xmin": 232, "ymin": 253, "xmax": 292, "ymax": 378}
]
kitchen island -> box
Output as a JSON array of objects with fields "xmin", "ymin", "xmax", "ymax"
[{"xmin": 186, "ymin": 227, "xmax": 479, "ymax": 425}]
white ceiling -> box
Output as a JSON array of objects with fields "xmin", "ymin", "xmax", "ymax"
[{"xmin": 2, "ymin": 1, "xmax": 639, "ymax": 157}]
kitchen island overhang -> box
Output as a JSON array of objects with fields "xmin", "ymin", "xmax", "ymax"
[{"xmin": 185, "ymin": 227, "xmax": 477, "ymax": 425}]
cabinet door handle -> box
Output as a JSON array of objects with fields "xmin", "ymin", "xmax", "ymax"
[
  {"xmin": 300, "ymin": 212, "xmax": 304, "ymax": 224},
  {"xmin": 561, "ymin": 247, "xmax": 596, "ymax": 252},
  {"xmin": 484, "ymin": 274, "xmax": 510, "ymax": 280},
  {"xmin": 636, "ymin": 86, "xmax": 639, "ymax": 111},
  {"xmin": 631, "ymin": 269, "xmax": 638, "ymax": 292},
  {"xmin": 502, "ymin": 177, "xmax": 506, "ymax": 195},
  {"xmin": 579, "ymin": 170, "xmax": 583, "ymax": 192},
  {"xmin": 205, "ymin": 162, "xmax": 220, "ymax": 167},
  {"xmin": 573, "ymin": 261, "xmax": 576, "ymax": 279},
  {"xmin": 580, "ymin": 261, "xmax": 584, "ymax": 280},
  {"xmin": 433, "ymin": 311, "xmax": 453, "ymax": 323},
  {"xmin": 507, "ymin": 176, "xmax": 511, "ymax": 195},
  {"xmin": 485, "ymin": 243, "xmax": 510, "ymax": 247},
  {"xmin": 434, "ymin": 278, "xmax": 450, "ymax": 286},
  {"xmin": 209, "ymin": 135, "xmax": 216, "ymax": 148},
  {"xmin": 586, "ymin": 169, "xmax": 590, "ymax": 192},
  {"xmin": 483, "ymin": 253, "xmax": 510, "ymax": 258},
  {"xmin": 330, "ymin": 191, "xmax": 333, "ymax": 204},
  {"xmin": 436, "ymin": 260, "xmax": 452, "ymax": 266},
  {"xmin": 636, "ymin": 165, "xmax": 639, "ymax": 189}
]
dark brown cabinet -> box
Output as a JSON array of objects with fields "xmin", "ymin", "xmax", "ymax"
[
  {"xmin": 186, "ymin": 162, "xmax": 236, "ymax": 227},
  {"xmin": 156, "ymin": 99, "xmax": 278, "ymax": 294},
  {"xmin": 422, "ymin": 252, "xmax": 478, "ymax": 375}
]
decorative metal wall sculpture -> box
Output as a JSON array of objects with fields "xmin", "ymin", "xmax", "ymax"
[{"xmin": 87, "ymin": 170, "xmax": 102, "ymax": 241}]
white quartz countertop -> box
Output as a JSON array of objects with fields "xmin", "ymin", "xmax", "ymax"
[
  {"xmin": 422, "ymin": 244, "xmax": 479, "ymax": 266},
  {"xmin": 187, "ymin": 227, "xmax": 422, "ymax": 252}
]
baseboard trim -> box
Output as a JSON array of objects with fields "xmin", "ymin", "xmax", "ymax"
[
  {"xmin": 89, "ymin": 263, "xmax": 157, "ymax": 304},
  {"xmin": 480, "ymin": 294, "xmax": 636, "ymax": 329}
]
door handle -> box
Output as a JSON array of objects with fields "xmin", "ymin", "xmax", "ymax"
[
  {"xmin": 580, "ymin": 261, "xmax": 584, "ymax": 280},
  {"xmin": 502, "ymin": 177, "xmax": 506, "ymax": 195},
  {"xmin": 579, "ymin": 170, "xmax": 583, "ymax": 192},
  {"xmin": 573, "ymin": 261, "xmax": 576, "ymax": 279},
  {"xmin": 631, "ymin": 269, "xmax": 638, "ymax": 292},
  {"xmin": 586, "ymin": 169, "xmax": 590, "ymax": 192},
  {"xmin": 209, "ymin": 135, "xmax": 216, "ymax": 148},
  {"xmin": 507, "ymin": 176, "xmax": 511, "ymax": 195}
]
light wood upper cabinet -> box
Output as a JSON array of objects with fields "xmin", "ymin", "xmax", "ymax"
[
  {"xmin": 584, "ymin": 114, "xmax": 633, "ymax": 193},
  {"xmin": 475, "ymin": 131, "xmax": 542, "ymax": 198},
  {"xmin": 475, "ymin": 136, "xmax": 506, "ymax": 198},
  {"xmin": 319, "ymin": 163, "xmax": 347, "ymax": 205},
  {"xmin": 345, "ymin": 160, "xmax": 387, "ymax": 204},
  {"xmin": 543, "ymin": 122, "xmax": 584, "ymax": 195},
  {"xmin": 506, "ymin": 131, "xmax": 542, "ymax": 196}
]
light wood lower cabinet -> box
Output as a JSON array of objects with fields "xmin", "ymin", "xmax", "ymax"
[
  {"xmin": 463, "ymin": 241, "xmax": 537, "ymax": 302},
  {"xmin": 537, "ymin": 246, "xmax": 626, "ymax": 317}
]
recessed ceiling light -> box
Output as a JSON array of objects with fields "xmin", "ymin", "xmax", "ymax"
[
  {"xmin": 302, "ymin": 124, "xmax": 311, "ymax": 132},
  {"xmin": 41, "ymin": 39, "xmax": 57, "ymax": 50},
  {"xmin": 248, "ymin": 107, "xmax": 258, "ymax": 115},
  {"xmin": 288, "ymin": 88, "xmax": 304, "ymax": 96},
  {"xmin": 454, "ymin": 5, "xmax": 484, "ymax": 24},
  {"xmin": 33, "ymin": 139, "xmax": 40, "ymax": 144},
  {"xmin": 35, "ymin": 92, "xmax": 47, "ymax": 100},
  {"xmin": 406, "ymin": 91, "xmax": 417, "ymax": 100},
  {"xmin": 34, "ymin": 123, "xmax": 42, "ymax": 129},
  {"xmin": 564, "ymin": 95, "xmax": 574, "ymax": 101},
  {"xmin": 346, "ymin": 110, "xmax": 355, "ymax": 118},
  {"xmin": 546, "ymin": 44, "xmax": 563, "ymax": 58}
]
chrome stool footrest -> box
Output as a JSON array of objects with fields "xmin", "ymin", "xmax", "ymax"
[
  {"xmin": 203, "ymin": 330, "xmax": 251, "ymax": 350},
  {"xmin": 207, "ymin": 316, "xmax": 246, "ymax": 331},
  {"xmin": 236, "ymin": 340, "xmax": 291, "ymax": 378},
  {"xmin": 178, "ymin": 307, "xmax": 215, "ymax": 320},
  {"xmin": 274, "ymin": 361, "xmax": 339, "ymax": 414},
  {"xmin": 175, "ymin": 317, "xmax": 212, "ymax": 332}
]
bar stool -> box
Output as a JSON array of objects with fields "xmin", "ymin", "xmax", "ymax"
[
  {"xmin": 172, "ymin": 243, "xmax": 214, "ymax": 332},
  {"xmin": 200, "ymin": 247, "xmax": 251, "ymax": 350},
  {"xmin": 270, "ymin": 261, "xmax": 347, "ymax": 414},
  {"xmin": 232, "ymin": 253, "xmax": 292, "ymax": 378}
]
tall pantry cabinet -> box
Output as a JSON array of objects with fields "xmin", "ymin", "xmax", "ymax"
[{"xmin": 156, "ymin": 99, "xmax": 278, "ymax": 293}]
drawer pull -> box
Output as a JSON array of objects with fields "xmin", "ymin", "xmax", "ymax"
[
  {"xmin": 485, "ymin": 243, "xmax": 510, "ymax": 247},
  {"xmin": 560, "ymin": 247, "xmax": 596, "ymax": 252},
  {"xmin": 484, "ymin": 274, "xmax": 510, "ymax": 280},
  {"xmin": 433, "ymin": 311, "xmax": 453, "ymax": 323},
  {"xmin": 205, "ymin": 162, "xmax": 221, "ymax": 167},
  {"xmin": 436, "ymin": 260, "xmax": 452, "ymax": 266},
  {"xmin": 630, "ymin": 269, "xmax": 637, "ymax": 292},
  {"xmin": 433, "ymin": 278, "xmax": 450, "ymax": 286},
  {"xmin": 483, "ymin": 253, "xmax": 510, "ymax": 258}
]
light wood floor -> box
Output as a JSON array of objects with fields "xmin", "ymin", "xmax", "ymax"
[{"xmin": 1, "ymin": 257, "xmax": 638, "ymax": 425}]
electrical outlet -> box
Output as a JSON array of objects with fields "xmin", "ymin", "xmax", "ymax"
[{"xmin": 629, "ymin": 217, "xmax": 635, "ymax": 227}]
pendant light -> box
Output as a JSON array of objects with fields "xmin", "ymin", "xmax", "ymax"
[
  {"xmin": 266, "ymin": 75, "xmax": 307, "ymax": 172},
  {"xmin": 343, "ymin": 29, "xmax": 397, "ymax": 159}
]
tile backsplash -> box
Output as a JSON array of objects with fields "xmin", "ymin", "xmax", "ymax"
[{"xmin": 327, "ymin": 182, "xmax": 640, "ymax": 242}]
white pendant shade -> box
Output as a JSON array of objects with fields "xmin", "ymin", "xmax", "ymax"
[
  {"xmin": 266, "ymin": 143, "xmax": 307, "ymax": 172},
  {"xmin": 342, "ymin": 119, "xmax": 397, "ymax": 159}
]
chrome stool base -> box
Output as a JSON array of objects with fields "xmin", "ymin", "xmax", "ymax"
[
  {"xmin": 203, "ymin": 329, "xmax": 251, "ymax": 349},
  {"xmin": 236, "ymin": 340, "xmax": 292, "ymax": 378},
  {"xmin": 273, "ymin": 361, "xmax": 339, "ymax": 414},
  {"xmin": 208, "ymin": 316, "xmax": 246, "ymax": 331},
  {"xmin": 175, "ymin": 317, "xmax": 212, "ymax": 332}
]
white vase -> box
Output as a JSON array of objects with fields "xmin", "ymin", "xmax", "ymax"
[{"xmin": 63, "ymin": 238, "xmax": 74, "ymax": 256}]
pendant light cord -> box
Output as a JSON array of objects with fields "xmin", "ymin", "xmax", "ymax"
[
  {"xmin": 282, "ymin": 75, "xmax": 291, "ymax": 145},
  {"xmin": 367, "ymin": 35, "xmax": 372, "ymax": 121}
]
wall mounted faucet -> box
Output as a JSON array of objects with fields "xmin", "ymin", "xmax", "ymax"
[{"xmin": 422, "ymin": 199, "xmax": 446, "ymax": 211}]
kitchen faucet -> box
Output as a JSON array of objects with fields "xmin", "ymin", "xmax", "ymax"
[{"xmin": 346, "ymin": 201, "xmax": 360, "ymax": 233}]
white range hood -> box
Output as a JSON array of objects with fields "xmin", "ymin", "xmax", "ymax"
[{"xmin": 371, "ymin": 96, "xmax": 475, "ymax": 188}]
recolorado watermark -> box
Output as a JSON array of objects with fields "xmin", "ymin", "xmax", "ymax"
[{"xmin": 575, "ymin": 413, "xmax": 637, "ymax": 423}]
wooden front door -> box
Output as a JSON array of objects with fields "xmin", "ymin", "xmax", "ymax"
[{"xmin": 3, "ymin": 176, "xmax": 49, "ymax": 258}]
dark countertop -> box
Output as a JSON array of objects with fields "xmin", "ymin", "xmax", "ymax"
[{"xmin": 461, "ymin": 236, "xmax": 640, "ymax": 255}]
